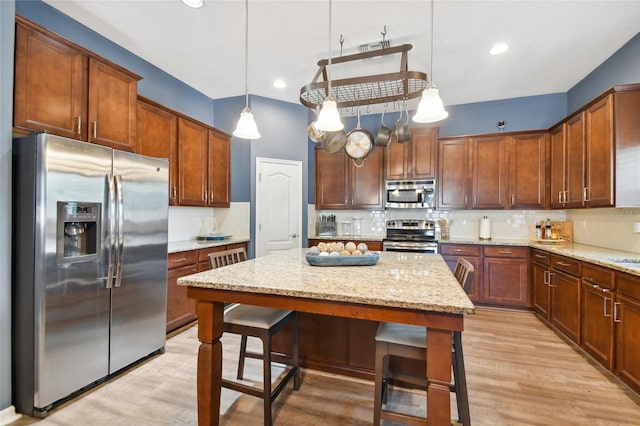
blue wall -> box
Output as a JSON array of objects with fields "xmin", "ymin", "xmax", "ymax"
[{"xmin": 568, "ymin": 32, "xmax": 640, "ymax": 114}]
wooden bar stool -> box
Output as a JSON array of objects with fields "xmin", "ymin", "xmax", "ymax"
[
  {"xmin": 373, "ymin": 257, "xmax": 474, "ymax": 426},
  {"xmin": 209, "ymin": 248, "xmax": 300, "ymax": 426}
]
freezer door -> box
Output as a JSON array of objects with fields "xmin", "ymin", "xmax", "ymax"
[
  {"xmin": 110, "ymin": 150, "xmax": 169, "ymax": 373},
  {"xmin": 14, "ymin": 134, "xmax": 113, "ymax": 411}
]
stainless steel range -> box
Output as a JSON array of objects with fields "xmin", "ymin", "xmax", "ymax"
[{"xmin": 383, "ymin": 219, "xmax": 438, "ymax": 253}]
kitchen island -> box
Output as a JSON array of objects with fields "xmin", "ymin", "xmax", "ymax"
[{"xmin": 178, "ymin": 248, "xmax": 474, "ymax": 425}]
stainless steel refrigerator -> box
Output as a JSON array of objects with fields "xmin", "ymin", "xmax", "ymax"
[{"xmin": 12, "ymin": 133, "xmax": 169, "ymax": 417}]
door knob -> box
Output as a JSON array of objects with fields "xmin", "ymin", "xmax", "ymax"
[{"xmin": 289, "ymin": 233, "xmax": 298, "ymax": 238}]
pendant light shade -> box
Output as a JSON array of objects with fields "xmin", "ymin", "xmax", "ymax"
[
  {"xmin": 315, "ymin": 0, "xmax": 344, "ymax": 132},
  {"xmin": 413, "ymin": 0, "xmax": 448, "ymax": 124},
  {"xmin": 315, "ymin": 99, "xmax": 343, "ymax": 131},
  {"xmin": 233, "ymin": 0, "xmax": 261, "ymax": 139},
  {"xmin": 233, "ymin": 107, "xmax": 261, "ymax": 139},
  {"xmin": 413, "ymin": 86, "xmax": 448, "ymax": 123}
]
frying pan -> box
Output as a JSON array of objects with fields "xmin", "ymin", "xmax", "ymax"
[
  {"xmin": 345, "ymin": 109, "xmax": 374, "ymax": 160},
  {"xmin": 322, "ymin": 129, "xmax": 347, "ymax": 153}
]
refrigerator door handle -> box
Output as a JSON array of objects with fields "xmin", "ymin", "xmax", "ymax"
[
  {"xmin": 114, "ymin": 175, "xmax": 125, "ymax": 288},
  {"xmin": 104, "ymin": 173, "xmax": 117, "ymax": 288}
]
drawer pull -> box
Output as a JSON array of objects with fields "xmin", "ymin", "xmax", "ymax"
[
  {"xmin": 535, "ymin": 254, "xmax": 546, "ymax": 259},
  {"xmin": 556, "ymin": 261, "xmax": 573, "ymax": 267},
  {"xmin": 172, "ymin": 257, "xmax": 188, "ymax": 263},
  {"xmin": 592, "ymin": 283, "xmax": 601, "ymax": 290},
  {"xmin": 453, "ymin": 248, "xmax": 466, "ymax": 253},
  {"xmin": 498, "ymin": 250, "xmax": 513, "ymax": 255},
  {"xmin": 604, "ymin": 297, "xmax": 611, "ymax": 318}
]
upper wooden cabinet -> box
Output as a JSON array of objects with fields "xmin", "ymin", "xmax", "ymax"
[
  {"xmin": 438, "ymin": 131, "xmax": 547, "ymax": 210},
  {"xmin": 136, "ymin": 97, "xmax": 178, "ymax": 205},
  {"xmin": 176, "ymin": 117, "xmax": 232, "ymax": 208},
  {"xmin": 13, "ymin": 16, "xmax": 141, "ymax": 151},
  {"xmin": 470, "ymin": 135, "xmax": 508, "ymax": 209},
  {"xmin": 550, "ymin": 85, "xmax": 640, "ymax": 209},
  {"xmin": 384, "ymin": 127, "xmax": 437, "ymax": 180},
  {"xmin": 437, "ymin": 137, "xmax": 470, "ymax": 209},
  {"xmin": 315, "ymin": 147, "xmax": 383, "ymax": 209}
]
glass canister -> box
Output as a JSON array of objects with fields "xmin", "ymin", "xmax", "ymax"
[
  {"xmin": 341, "ymin": 221, "xmax": 351, "ymax": 236},
  {"xmin": 351, "ymin": 217, "xmax": 362, "ymax": 236}
]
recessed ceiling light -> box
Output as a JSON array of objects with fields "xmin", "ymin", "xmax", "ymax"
[
  {"xmin": 489, "ymin": 42, "xmax": 509, "ymax": 55},
  {"xmin": 273, "ymin": 79, "xmax": 286, "ymax": 89},
  {"xmin": 182, "ymin": 0, "xmax": 203, "ymax": 8}
]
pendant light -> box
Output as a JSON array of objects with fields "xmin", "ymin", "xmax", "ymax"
[
  {"xmin": 233, "ymin": 0, "xmax": 261, "ymax": 139},
  {"xmin": 314, "ymin": 0, "xmax": 344, "ymax": 132},
  {"xmin": 413, "ymin": 0, "xmax": 448, "ymax": 123}
]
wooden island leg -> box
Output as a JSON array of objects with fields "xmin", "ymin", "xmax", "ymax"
[
  {"xmin": 426, "ymin": 327, "xmax": 453, "ymax": 425},
  {"xmin": 196, "ymin": 300, "xmax": 225, "ymax": 426}
]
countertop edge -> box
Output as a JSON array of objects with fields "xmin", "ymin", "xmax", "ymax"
[{"xmin": 169, "ymin": 237, "xmax": 250, "ymax": 253}]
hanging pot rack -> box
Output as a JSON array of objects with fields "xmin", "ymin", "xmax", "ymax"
[{"xmin": 299, "ymin": 43, "xmax": 428, "ymax": 110}]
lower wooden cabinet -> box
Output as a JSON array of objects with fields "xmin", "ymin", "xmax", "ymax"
[
  {"xmin": 166, "ymin": 242, "xmax": 248, "ymax": 333},
  {"xmin": 166, "ymin": 251, "xmax": 198, "ymax": 333},
  {"xmin": 549, "ymin": 255, "xmax": 582, "ymax": 343},
  {"xmin": 531, "ymin": 249, "xmax": 551, "ymax": 317},
  {"xmin": 580, "ymin": 263, "xmax": 615, "ymax": 369},
  {"xmin": 483, "ymin": 246, "xmax": 529, "ymax": 307},
  {"xmin": 440, "ymin": 244, "xmax": 482, "ymax": 302},
  {"xmin": 615, "ymin": 272, "xmax": 640, "ymax": 393}
]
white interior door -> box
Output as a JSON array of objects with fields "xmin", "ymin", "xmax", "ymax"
[{"xmin": 255, "ymin": 157, "xmax": 302, "ymax": 257}]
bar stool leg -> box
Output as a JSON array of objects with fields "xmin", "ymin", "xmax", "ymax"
[
  {"xmin": 373, "ymin": 342, "xmax": 386, "ymax": 425},
  {"xmin": 452, "ymin": 331, "xmax": 470, "ymax": 426},
  {"xmin": 261, "ymin": 333, "xmax": 272, "ymax": 426},
  {"xmin": 293, "ymin": 313, "xmax": 301, "ymax": 390},
  {"xmin": 237, "ymin": 335, "xmax": 248, "ymax": 380}
]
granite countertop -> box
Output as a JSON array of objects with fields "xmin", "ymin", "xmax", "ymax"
[
  {"xmin": 178, "ymin": 248, "xmax": 475, "ymax": 315},
  {"xmin": 309, "ymin": 235, "xmax": 384, "ymax": 242},
  {"xmin": 441, "ymin": 239, "xmax": 640, "ymax": 276},
  {"xmin": 168, "ymin": 237, "xmax": 250, "ymax": 254}
]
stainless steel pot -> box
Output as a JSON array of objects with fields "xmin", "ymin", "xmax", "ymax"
[
  {"xmin": 375, "ymin": 106, "xmax": 392, "ymax": 147},
  {"xmin": 395, "ymin": 104, "xmax": 412, "ymax": 143},
  {"xmin": 322, "ymin": 129, "xmax": 347, "ymax": 153}
]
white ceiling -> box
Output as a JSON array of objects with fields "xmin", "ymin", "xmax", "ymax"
[{"xmin": 43, "ymin": 0, "xmax": 640, "ymax": 114}]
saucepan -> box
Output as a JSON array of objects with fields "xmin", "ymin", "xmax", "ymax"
[
  {"xmin": 322, "ymin": 129, "xmax": 347, "ymax": 153},
  {"xmin": 375, "ymin": 104, "xmax": 392, "ymax": 147},
  {"xmin": 395, "ymin": 104, "xmax": 412, "ymax": 143}
]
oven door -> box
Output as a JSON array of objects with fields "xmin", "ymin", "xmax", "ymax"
[{"xmin": 383, "ymin": 240, "xmax": 438, "ymax": 254}]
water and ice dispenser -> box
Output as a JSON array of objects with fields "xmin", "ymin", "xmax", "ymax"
[{"xmin": 57, "ymin": 202, "xmax": 100, "ymax": 264}]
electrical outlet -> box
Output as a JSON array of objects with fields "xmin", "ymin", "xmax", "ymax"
[{"xmin": 634, "ymin": 222, "xmax": 640, "ymax": 234}]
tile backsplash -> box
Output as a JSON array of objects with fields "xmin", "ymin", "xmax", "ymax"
[
  {"xmin": 168, "ymin": 203, "xmax": 250, "ymax": 243},
  {"xmin": 309, "ymin": 205, "xmax": 640, "ymax": 254}
]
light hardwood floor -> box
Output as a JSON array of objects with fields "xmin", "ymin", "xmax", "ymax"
[{"xmin": 11, "ymin": 308, "xmax": 640, "ymax": 425}]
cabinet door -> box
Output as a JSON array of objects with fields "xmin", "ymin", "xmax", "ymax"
[
  {"xmin": 166, "ymin": 263, "xmax": 198, "ymax": 333},
  {"xmin": 616, "ymin": 293, "xmax": 640, "ymax": 392},
  {"xmin": 508, "ymin": 133, "xmax": 547, "ymax": 209},
  {"xmin": 14, "ymin": 22, "xmax": 87, "ymax": 140},
  {"xmin": 471, "ymin": 135, "xmax": 508, "ymax": 209},
  {"xmin": 136, "ymin": 99, "xmax": 178, "ymax": 205},
  {"xmin": 178, "ymin": 117, "xmax": 209, "ymax": 206},
  {"xmin": 584, "ymin": 95, "xmax": 614, "ymax": 207},
  {"xmin": 384, "ymin": 137, "xmax": 409, "ymax": 180},
  {"xmin": 581, "ymin": 282, "xmax": 614, "ymax": 369},
  {"xmin": 315, "ymin": 148, "xmax": 349, "ymax": 209},
  {"xmin": 410, "ymin": 127, "xmax": 437, "ymax": 179},
  {"xmin": 531, "ymin": 261, "xmax": 550, "ymax": 318},
  {"xmin": 483, "ymin": 257, "xmax": 529, "ymax": 307},
  {"xmin": 437, "ymin": 138, "xmax": 469, "ymax": 209},
  {"xmin": 550, "ymin": 270, "xmax": 580, "ymax": 343},
  {"xmin": 351, "ymin": 147, "xmax": 383, "ymax": 209},
  {"xmin": 88, "ymin": 58, "xmax": 138, "ymax": 152},
  {"xmin": 549, "ymin": 124, "xmax": 566, "ymax": 208},
  {"xmin": 565, "ymin": 113, "xmax": 585, "ymax": 208},
  {"xmin": 208, "ymin": 131, "xmax": 231, "ymax": 207}
]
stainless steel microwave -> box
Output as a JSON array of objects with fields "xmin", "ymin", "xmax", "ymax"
[{"xmin": 385, "ymin": 179, "xmax": 436, "ymax": 209}]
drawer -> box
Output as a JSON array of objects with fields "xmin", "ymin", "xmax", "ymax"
[
  {"xmin": 198, "ymin": 245, "xmax": 227, "ymax": 262},
  {"xmin": 582, "ymin": 262, "xmax": 615, "ymax": 290},
  {"xmin": 439, "ymin": 244, "xmax": 481, "ymax": 257},
  {"xmin": 168, "ymin": 250, "xmax": 197, "ymax": 270},
  {"xmin": 617, "ymin": 271, "xmax": 640, "ymax": 300},
  {"xmin": 550, "ymin": 254, "xmax": 581, "ymax": 276},
  {"xmin": 531, "ymin": 249, "xmax": 550, "ymax": 265},
  {"xmin": 483, "ymin": 246, "xmax": 528, "ymax": 259}
]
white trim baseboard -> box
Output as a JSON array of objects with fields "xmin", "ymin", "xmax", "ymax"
[{"xmin": 0, "ymin": 405, "xmax": 21, "ymax": 425}]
